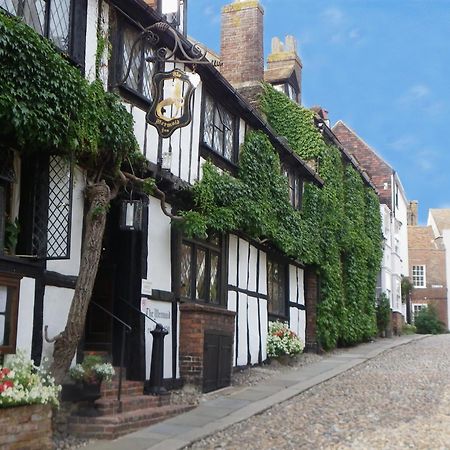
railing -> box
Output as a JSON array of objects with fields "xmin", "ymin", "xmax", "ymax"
[{"xmin": 90, "ymin": 301, "xmax": 132, "ymax": 411}]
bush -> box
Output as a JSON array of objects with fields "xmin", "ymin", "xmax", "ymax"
[
  {"xmin": 267, "ymin": 321, "xmax": 304, "ymax": 357},
  {"xmin": 415, "ymin": 306, "xmax": 446, "ymax": 334},
  {"xmin": 376, "ymin": 293, "xmax": 391, "ymax": 335},
  {"xmin": 402, "ymin": 323, "xmax": 417, "ymax": 335},
  {"xmin": 0, "ymin": 351, "xmax": 61, "ymax": 407}
]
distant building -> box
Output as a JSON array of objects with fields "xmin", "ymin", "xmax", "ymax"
[
  {"xmin": 333, "ymin": 121, "xmax": 409, "ymax": 332},
  {"xmin": 407, "ymin": 206, "xmax": 449, "ymax": 328}
]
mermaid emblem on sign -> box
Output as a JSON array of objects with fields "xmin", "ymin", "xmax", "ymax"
[{"xmin": 147, "ymin": 68, "xmax": 200, "ymax": 138}]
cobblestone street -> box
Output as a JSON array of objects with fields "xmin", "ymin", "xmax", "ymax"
[{"xmin": 189, "ymin": 335, "xmax": 450, "ymax": 450}]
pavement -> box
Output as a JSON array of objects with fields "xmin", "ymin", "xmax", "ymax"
[{"xmin": 84, "ymin": 334, "xmax": 427, "ymax": 450}]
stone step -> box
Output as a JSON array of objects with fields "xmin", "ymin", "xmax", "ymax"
[
  {"xmin": 100, "ymin": 380, "xmax": 144, "ymax": 398},
  {"xmin": 69, "ymin": 404, "xmax": 195, "ymax": 439},
  {"xmin": 95, "ymin": 394, "xmax": 171, "ymax": 415}
]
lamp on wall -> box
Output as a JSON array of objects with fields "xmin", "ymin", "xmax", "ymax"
[{"xmin": 119, "ymin": 199, "xmax": 143, "ymax": 231}]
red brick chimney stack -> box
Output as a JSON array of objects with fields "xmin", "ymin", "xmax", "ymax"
[{"xmin": 220, "ymin": 0, "xmax": 264, "ymax": 104}]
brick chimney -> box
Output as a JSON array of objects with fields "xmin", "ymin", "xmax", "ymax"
[
  {"xmin": 220, "ymin": 0, "xmax": 264, "ymax": 104},
  {"xmin": 408, "ymin": 200, "xmax": 419, "ymax": 226},
  {"xmin": 265, "ymin": 36, "xmax": 302, "ymax": 103}
]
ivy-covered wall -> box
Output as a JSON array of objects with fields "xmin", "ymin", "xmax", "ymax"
[{"xmin": 181, "ymin": 84, "xmax": 383, "ymax": 350}]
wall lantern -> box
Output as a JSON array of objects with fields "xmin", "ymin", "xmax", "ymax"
[{"xmin": 119, "ymin": 200, "xmax": 143, "ymax": 231}]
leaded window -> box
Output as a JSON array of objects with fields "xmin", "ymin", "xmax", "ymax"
[
  {"xmin": 117, "ymin": 21, "xmax": 155, "ymax": 101},
  {"xmin": 180, "ymin": 236, "xmax": 222, "ymax": 305},
  {"xmin": 267, "ymin": 258, "xmax": 287, "ymax": 317},
  {"xmin": 0, "ymin": 0, "xmax": 71, "ymax": 52},
  {"xmin": 282, "ymin": 165, "xmax": 304, "ymax": 210},
  {"xmin": 202, "ymin": 92, "xmax": 236, "ymax": 162}
]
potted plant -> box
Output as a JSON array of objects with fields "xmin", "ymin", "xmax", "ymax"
[
  {"xmin": 267, "ymin": 321, "xmax": 304, "ymax": 364},
  {"xmin": 69, "ymin": 355, "xmax": 114, "ymax": 413},
  {"xmin": 0, "ymin": 351, "xmax": 60, "ymax": 449}
]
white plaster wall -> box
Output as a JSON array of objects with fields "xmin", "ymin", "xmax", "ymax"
[
  {"xmin": 258, "ymin": 251, "xmax": 267, "ymax": 296},
  {"xmin": 132, "ymin": 106, "xmax": 147, "ymax": 155},
  {"xmin": 41, "ymin": 286, "xmax": 75, "ymax": 362},
  {"xmin": 259, "ymin": 298, "xmax": 268, "ymax": 361},
  {"xmin": 236, "ymin": 293, "xmax": 248, "ymax": 366},
  {"xmin": 248, "ymin": 246, "xmax": 258, "ymax": 292},
  {"xmin": 247, "ymin": 296, "xmax": 259, "ymax": 364},
  {"xmin": 227, "ymin": 290, "xmax": 237, "ymax": 365},
  {"xmin": 228, "ymin": 235, "xmax": 238, "ymax": 287},
  {"xmin": 47, "ymin": 167, "xmax": 84, "ymax": 277},
  {"xmin": 238, "ymin": 239, "xmax": 249, "ymax": 289},
  {"xmin": 15, "ymin": 277, "xmax": 35, "ymax": 359},
  {"xmin": 85, "ymin": 0, "xmax": 99, "ymax": 81},
  {"xmin": 147, "ymin": 196, "xmax": 172, "ymax": 292},
  {"xmin": 396, "ymin": 183, "xmax": 409, "ymax": 276}
]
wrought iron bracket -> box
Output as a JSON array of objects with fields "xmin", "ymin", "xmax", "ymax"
[{"xmin": 115, "ymin": 21, "xmax": 218, "ymax": 89}]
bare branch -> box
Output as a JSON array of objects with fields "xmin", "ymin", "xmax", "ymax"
[
  {"xmin": 44, "ymin": 325, "xmax": 63, "ymax": 343},
  {"xmin": 122, "ymin": 171, "xmax": 184, "ymax": 221}
]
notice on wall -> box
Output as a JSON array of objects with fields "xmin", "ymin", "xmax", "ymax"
[{"xmin": 141, "ymin": 298, "xmax": 173, "ymax": 379}]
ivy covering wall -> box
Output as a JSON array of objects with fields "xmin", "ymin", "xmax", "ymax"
[
  {"xmin": 182, "ymin": 84, "xmax": 383, "ymax": 350},
  {"xmin": 0, "ymin": 11, "xmax": 140, "ymax": 169}
]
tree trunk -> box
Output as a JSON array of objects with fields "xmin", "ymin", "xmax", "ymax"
[{"xmin": 51, "ymin": 181, "xmax": 111, "ymax": 384}]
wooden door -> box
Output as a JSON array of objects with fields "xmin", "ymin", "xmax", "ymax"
[{"xmin": 203, "ymin": 332, "xmax": 232, "ymax": 393}]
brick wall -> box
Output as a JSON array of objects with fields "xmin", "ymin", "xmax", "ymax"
[
  {"xmin": 0, "ymin": 404, "xmax": 52, "ymax": 449},
  {"xmin": 409, "ymin": 225, "xmax": 448, "ymax": 328},
  {"xmin": 220, "ymin": 1, "xmax": 264, "ymax": 89},
  {"xmin": 179, "ymin": 303, "xmax": 236, "ymax": 387},
  {"xmin": 333, "ymin": 121, "xmax": 393, "ymax": 208},
  {"xmin": 304, "ymin": 267, "xmax": 319, "ymax": 352},
  {"xmin": 392, "ymin": 311, "xmax": 404, "ymax": 335}
]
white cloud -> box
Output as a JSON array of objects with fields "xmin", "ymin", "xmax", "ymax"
[
  {"xmin": 389, "ymin": 135, "xmax": 417, "ymax": 152},
  {"xmin": 322, "ymin": 7, "xmax": 344, "ymax": 25},
  {"xmin": 399, "ymin": 84, "xmax": 430, "ymax": 104}
]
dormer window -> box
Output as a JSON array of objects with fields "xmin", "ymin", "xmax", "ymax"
[
  {"xmin": 202, "ymin": 92, "xmax": 237, "ymax": 163},
  {"xmin": 273, "ymin": 83, "xmax": 298, "ymax": 103},
  {"xmin": 160, "ymin": 0, "xmax": 186, "ymax": 35}
]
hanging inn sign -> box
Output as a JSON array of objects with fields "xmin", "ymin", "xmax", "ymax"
[{"xmin": 116, "ymin": 22, "xmax": 217, "ymax": 138}]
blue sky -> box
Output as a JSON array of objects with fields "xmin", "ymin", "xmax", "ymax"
[{"xmin": 187, "ymin": 0, "xmax": 450, "ymax": 224}]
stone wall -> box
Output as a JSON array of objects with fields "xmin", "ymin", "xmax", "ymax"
[{"xmin": 0, "ymin": 404, "xmax": 52, "ymax": 450}]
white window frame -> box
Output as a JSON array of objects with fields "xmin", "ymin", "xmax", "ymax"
[
  {"xmin": 412, "ymin": 303, "xmax": 427, "ymax": 323},
  {"xmin": 412, "ymin": 265, "xmax": 426, "ymax": 288}
]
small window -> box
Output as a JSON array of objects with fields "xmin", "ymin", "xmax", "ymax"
[
  {"xmin": 0, "ymin": 274, "xmax": 20, "ymax": 354},
  {"xmin": 202, "ymin": 92, "xmax": 236, "ymax": 162},
  {"xmin": 113, "ymin": 18, "xmax": 155, "ymax": 102},
  {"xmin": 412, "ymin": 304, "xmax": 426, "ymax": 322},
  {"xmin": 180, "ymin": 236, "xmax": 222, "ymax": 305},
  {"xmin": 412, "ymin": 265, "xmax": 426, "ymax": 288},
  {"xmin": 0, "ymin": 150, "xmax": 17, "ymax": 256},
  {"xmin": 267, "ymin": 258, "xmax": 287, "ymax": 317},
  {"xmin": 283, "ymin": 165, "xmax": 303, "ymax": 210}
]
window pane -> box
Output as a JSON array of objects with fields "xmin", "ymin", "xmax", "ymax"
[
  {"xmin": 123, "ymin": 28, "xmax": 141, "ymax": 92},
  {"xmin": 213, "ymin": 107, "xmax": 224, "ymax": 154},
  {"xmin": 180, "ymin": 244, "xmax": 192, "ymax": 298},
  {"xmin": 142, "ymin": 45, "xmax": 154, "ymax": 100},
  {"xmin": 48, "ymin": 0, "xmax": 71, "ymax": 51},
  {"xmin": 223, "ymin": 112, "xmax": 234, "ymax": 161},
  {"xmin": 23, "ymin": 0, "xmax": 46, "ymax": 35},
  {"xmin": 0, "ymin": 0, "xmax": 19, "ymax": 14},
  {"xmin": 0, "ymin": 315, "xmax": 5, "ymax": 346},
  {"xmin": 204, "ymin": 95, "xmax": 215, "ymax": 148},
  {"xmin": 196, "ymin": 249, "xmax": 207, "ymax": 300},
  {"xmin": 0, "ymin": 287, "xmax": 6, "ymax": 313},
  {"xmin": 268, "ymin": 259, "xmax": 285, "ymax": 315},
  {"xmin": 210, "ymin": 253, "xmax": 219, "ymax": 304}
]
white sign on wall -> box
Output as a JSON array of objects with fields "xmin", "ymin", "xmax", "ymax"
[{"xmin": 141, "ymin": 298, "xmax": 173, "ymax": 379}]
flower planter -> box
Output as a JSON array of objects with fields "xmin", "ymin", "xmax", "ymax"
[
  {"xmin": 76, "ymin": 382, "xmax": 102, "ymax": 417},
  {"xmin": 0, "ymin": 404, "xmax": 52, "ymax": 449}
]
